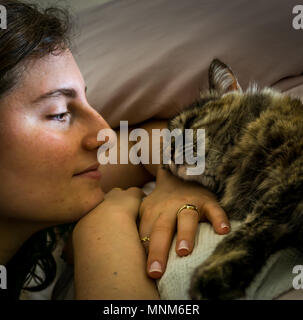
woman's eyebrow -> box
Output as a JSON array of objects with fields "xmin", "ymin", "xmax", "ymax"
[{"xmin": 32, "ymin": 86, "xmax": 87, "ymax": 104}]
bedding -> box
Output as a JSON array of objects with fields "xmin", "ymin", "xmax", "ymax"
[
  {"xmin": 71, "ymin": 0, "xmax": 303, "ymax": 128},
  {"xmin": 158, "ymin": 224, "xmax": 303, "ymax": 300}
]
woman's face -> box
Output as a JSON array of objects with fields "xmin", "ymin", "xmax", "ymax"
[{"xmin": 0, "ymin": 51, "xmax": 109, "ymax": 224}]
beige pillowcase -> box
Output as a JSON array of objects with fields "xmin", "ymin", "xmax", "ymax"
[{"xmin": 72, "ymin": 0, "xmax": 303, "ymax": 129}]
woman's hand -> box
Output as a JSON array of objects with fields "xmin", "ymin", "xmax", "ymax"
[
  {"xmin": 75, "ymin": 187, "xmax": 144, "ymax": 228},
  {"xmin": 97, "ymin": 186, "xmax": 144, "ymax": 220},
  {"xmin": 139, "ymin": 167, "xmax": 230, "ymax": 279}
]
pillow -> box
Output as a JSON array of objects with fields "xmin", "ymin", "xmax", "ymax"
[{"xmin": 71, "ymin": 0, "xmax": 303, "ymax": 128}]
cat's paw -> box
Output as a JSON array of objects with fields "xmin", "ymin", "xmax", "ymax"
[{"xmin": 189, "ymin": 263, "xmax": 245, "ymax": 300}]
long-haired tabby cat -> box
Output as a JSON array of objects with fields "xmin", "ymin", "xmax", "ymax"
[{"xmin": 163, "ymin": 59, "xmax": 303, "ymax": 300}]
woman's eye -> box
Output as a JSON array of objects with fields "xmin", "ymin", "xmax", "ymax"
[{"xmin": 48, "ymin": 112, "xmax": 71, "ymax": 122}]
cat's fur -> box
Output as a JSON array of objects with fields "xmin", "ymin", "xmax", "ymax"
[{"xmin": 163, "ymin": 59, "xmax": 303, "ymax": 300}]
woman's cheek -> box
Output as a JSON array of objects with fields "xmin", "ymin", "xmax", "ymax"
[
  {"xmin": 0, "ymin": 109, "xmax": 102, "ymax": 223},
  {"xmin": 21, "ymin": 118, "xmax": 78, "ymax": 175}
]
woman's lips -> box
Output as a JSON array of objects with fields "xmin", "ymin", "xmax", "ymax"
[{"xmin": 74, "ymin": 163, "xmax": 102, "ymax": 180}]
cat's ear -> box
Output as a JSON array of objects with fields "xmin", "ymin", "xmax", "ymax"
[{"xmin": 208, "ymin": 59, "xmax": 242, "ymax": 93}]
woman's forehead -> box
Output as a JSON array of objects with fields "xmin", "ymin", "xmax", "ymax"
[{"xmin": 13, "ymin": 51, "xmax": 84, "ymax": 101}]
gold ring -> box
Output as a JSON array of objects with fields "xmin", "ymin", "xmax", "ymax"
[
  {"xmin": 141, "ymin": 236, "xmax": 150, "ymax": 243},
  {"xmin": 177, "ymin": 204, "xmax": 200, "ymax": 218}
]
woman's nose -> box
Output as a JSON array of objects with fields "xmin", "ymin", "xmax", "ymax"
[{"xmin": 82, "ymin": 107, "xmax": 111, "ymax": 151}]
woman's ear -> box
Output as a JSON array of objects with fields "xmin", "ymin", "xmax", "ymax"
[{"xmin": 208, "ymin": 59, "xmax": 242, "ymax": 94}]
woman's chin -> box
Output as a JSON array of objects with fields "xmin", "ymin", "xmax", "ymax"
[{"xmin": 81, "ymin": 192, "xmax": 104, "ymax": 215}]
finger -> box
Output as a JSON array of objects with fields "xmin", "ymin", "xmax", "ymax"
[
  {"xmin": 126, "ymin": 187, "xmax": 145, "ymax": 198},
  {"xmin": 109, "ymin": 187, "xmax": 124, "ymax": 194},
  {"xmin": 140, "ymin": 235, "xmax": 151, "ymax": 253},
  {"xmin": 203, "ymin": 202, "xmax": 230, "ymax": 234},
  {"xmin": 146, "ymin": 212, "xmax": 176, "ymax": 279},
  {"xmin": 139, "ymin": 208, "xmax": 159, "ymax": 253},
  {"xmin": 104, "ymin": 188, "xmax": 121, "ymax": 199},
  {"xmin": 175, "ymin": 208, "xmax": 200, "ymax": 257}
]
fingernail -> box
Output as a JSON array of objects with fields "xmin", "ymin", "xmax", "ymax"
[
  {"xmin": 178, "ymin": 240, "xmax": 190, "ymax": 253},
  {"xmin": 149, "ymin": 261, "xmax": 162, "ymax": 274},
  {"xmin": 220, "ymin": 222, "xmax": 230, "ymax": 231}
]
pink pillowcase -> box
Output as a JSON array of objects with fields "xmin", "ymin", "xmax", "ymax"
[{"xmin": 73, "ymin": 0, "xmax": 303, "ymax": 128}]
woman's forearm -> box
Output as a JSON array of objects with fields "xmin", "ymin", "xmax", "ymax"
[{"xmin": 73, "ymin": 211, "xmax": 160, "ymax": 300}]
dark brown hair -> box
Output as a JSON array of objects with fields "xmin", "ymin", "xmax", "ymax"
[
  {"xmin": 0, "ymin": 0, "xmax": 73, "ymax": 299},
  {"xmin": 0, "ymin": 0, "xmax": 72, "ymax": 98}
]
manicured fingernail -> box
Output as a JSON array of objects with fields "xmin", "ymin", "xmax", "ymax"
[
  {"xmin": 220, "ymin": 222, "xmax": 230, "ymax": 231},
  {"xmin": 178, "ymin": 240, "xmax": 190, "ymax": 253},
  {"xmin": 149, "ymin": 261, "xmax": 162, "ymax": 274}
]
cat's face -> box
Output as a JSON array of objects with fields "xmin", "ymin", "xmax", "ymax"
[{"xmin": 164, "ymin": 59, "xmax": 286, "ymax": 184}]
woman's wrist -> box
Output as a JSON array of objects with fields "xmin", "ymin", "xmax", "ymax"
[
  {"xmin": 72, "ymin": 207, "xmax": 158, "ymax": 299},
  {"xmin": 156, "ymin": 166, "xmax": 189, "ymax": 191},
  {"xmin": 73, "ymin": 209, "xmax": 136, "ymax": 244}
]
